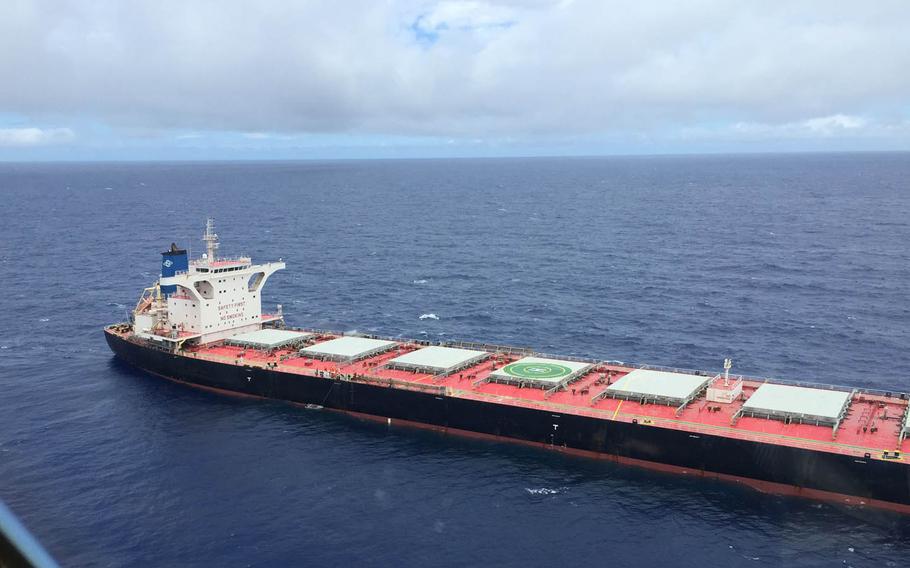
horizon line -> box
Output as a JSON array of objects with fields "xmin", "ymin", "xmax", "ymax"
[{"xmin": 1, "ymin": 148, "xmax": 908, "ymax": 165}]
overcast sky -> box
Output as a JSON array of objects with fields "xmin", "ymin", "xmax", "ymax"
[{"xmin": 1, "ymin": 0, "xmax": 909, "ymax": 160}]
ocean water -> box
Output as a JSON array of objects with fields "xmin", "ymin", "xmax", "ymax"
[{"xmin": 1, "ymin": 154, "xmax": 909, "ymax": 567}]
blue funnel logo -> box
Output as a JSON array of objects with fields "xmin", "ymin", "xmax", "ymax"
[{"xmin": 161, "ymin": 244, "xmax": 188, "ymax": 296}]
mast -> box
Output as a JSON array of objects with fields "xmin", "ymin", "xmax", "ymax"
[{"xmin": 203, "ymin": 217, "xmax": 219, "ymax": 262}]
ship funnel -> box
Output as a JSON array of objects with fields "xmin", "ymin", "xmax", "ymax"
[{"xmin": 160, "ymin": 242, "xmax": 188, "ymax": 296}]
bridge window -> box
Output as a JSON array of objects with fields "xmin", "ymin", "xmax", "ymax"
[{"xmin": 248, "ymin": 272, "xmax": 266, "ymax": 292}]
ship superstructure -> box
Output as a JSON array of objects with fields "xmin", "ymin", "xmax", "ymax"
[
  {"xmin": 107, "ymin": 221, "xmax": 910, "ymax": 513},
  {"xmin": 131, "ymin": 219, "xmax": 285, "ymax": 346}
]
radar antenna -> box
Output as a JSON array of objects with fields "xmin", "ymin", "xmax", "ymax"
[{"xmin": 203, "ymin": 217, "xmax": 219, "ymax": 262}]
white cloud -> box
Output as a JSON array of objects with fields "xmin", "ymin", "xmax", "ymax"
[
  {"xmin": 730, "ymin": 115, "xmax": 870, "ymax": 137},
  {"xmin": 803, "ymin": 114, "xmax": 867, "ymax": 134},
  {"xmin": 0, "ymin": 127, "xmax": 75, "ymax": 147},
  {"xmin": 676, "ymin": 114, "xmax": 910, "ymax": 144},
  {"xmin": 0, "ymin": 0, "xmax": 908, "ymax": 146},
  {"xmin": 415, "ymin": 1, "xmax": 519, "ymax": 34}
]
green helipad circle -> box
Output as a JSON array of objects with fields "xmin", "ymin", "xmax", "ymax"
[{"xmin": 503, "ymin": 362, "xmax": 572, "ymax": 380}]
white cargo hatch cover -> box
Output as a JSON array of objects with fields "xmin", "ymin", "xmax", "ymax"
[
  {"xmin": 742, "ymin": 383, "xmax": 851, "ymax": 421},
  {"xmin": 228, "ymin": 329, "xmax": 313, "ymax": 349},
  {"xmin": 300, "ymin": 336, "xmax": 398, "ymax": 360},
  {"xmin": 388, "ymin": 346, "xmax": 488, "ymax": 373},
  {"xmin": 606, "ymin": 368, "xmax": 710, "ymax": 403}
]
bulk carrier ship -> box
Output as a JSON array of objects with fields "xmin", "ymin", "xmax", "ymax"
[{"xmin": 105, "ymin": 220, "xmax": 910, "ymax": 511}]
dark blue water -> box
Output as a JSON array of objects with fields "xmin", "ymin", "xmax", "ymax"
[{"xmin": 2, "ymin": 154, "xmax": 910, "ymax": 567}]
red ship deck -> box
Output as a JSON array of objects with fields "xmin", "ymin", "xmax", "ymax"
[{"xmin": 132, "ymin": 328, "xmax": 910, "ymax": 464}]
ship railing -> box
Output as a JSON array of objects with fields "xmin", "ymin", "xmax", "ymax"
[
  {"xmin": 533, "ymin": 352, "xmax": 603, "ymax": 365},
  {"xmin": 280, "ymin": 326, "xmax": 537, "ymax": 357},
  {"xmin": 135, "ymin": 336, "xmax": 180, "ymax": 354},
  {"xmin": 453, "ymin": 388, "xmax": 888, "ymax": 458},
  {"xmin": 634, "ymin": 362, "xmax": 718, "ymax": 377},
  {"xmin": 191, "ymin": 255, "xmax": 251, "ymax": 265},
  {"xmin": 294, "ymin": 366, "xmax": 447, "ymax": 396},
  {"xmin": 633, "ymin": 362, "xmax": 909, "ymax": 401},
  {"xmin": 445, "ymin": 340, "xmax": 534, "ymax": 356},
  {"xmin": 271, "ymin": 325, "xmax": 910, "ymax": 401},
  {"xmin": 348, "ymin": 373, "xmax": 446, "ymax": 396},
  {"xmin": 758, "ymin": 376, "xmax": 907, "ymax": 400}
]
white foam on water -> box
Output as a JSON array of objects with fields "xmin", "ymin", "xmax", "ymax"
[
  {"xmin": 419, "ymin": 313, "xmax": 439, "ymax": 320},
  {"xmin": 525, "ymin": 487, "xmax": 566, "ymax": 495},
  {"xmin": 412, "ymin": 279, "xmax": 428, "ymax": 284}
]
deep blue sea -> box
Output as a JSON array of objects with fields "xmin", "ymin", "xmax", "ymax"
[{"xmin": 1, "ymin": 154, "xmax": 910, "ymax": 567}]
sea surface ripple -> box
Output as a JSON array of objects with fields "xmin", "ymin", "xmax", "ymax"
[{"xmin": 1, "ymin": 154, "xmax": 909, "ymax": 567}]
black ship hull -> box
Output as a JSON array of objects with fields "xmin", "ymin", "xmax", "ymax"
[{"xmin": 105, "ymin": 330, "xmax": 910, "ymax": 511}]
